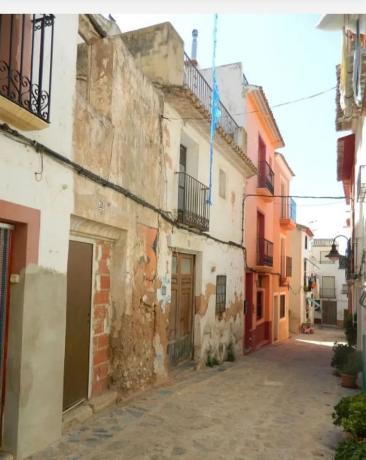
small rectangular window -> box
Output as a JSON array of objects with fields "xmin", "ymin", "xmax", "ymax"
[
  {"xmin": 305, "ymin": 235, "xmax": 308, "ymax": 250},
  {"xmin": 216, "ymin": 275, "xmax": 226, "ymax": 313},
  {"xmin": 219, "ymin": 169, "xmax": 226, "ymax": 198},
  {"xmin": 280, "ymin": 295, "xmax": 286, "ymax": 318}
]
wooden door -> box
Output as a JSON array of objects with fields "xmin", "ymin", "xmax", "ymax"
[
  {"xmin": 168, "ymin": 253, "xmax": 194, "ymax": 366},
  {"xmin": 63, "ymin": 240, "xmax": 93, "ymax": 411},
  {"xmin": 322, "ymin": 300, "xmax": 337, "ymax": 326},
  {"xmin": 244, "ymin": 273, "xmax": 253, "ymax": 352},
  {"xmin": 0, "ymin": 224, "xmax": 13, "ymax": 438}
]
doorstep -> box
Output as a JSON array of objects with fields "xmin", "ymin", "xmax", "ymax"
[{"xmin": 62, "ymin": 390, "xmax": 118, "ymax": 433}]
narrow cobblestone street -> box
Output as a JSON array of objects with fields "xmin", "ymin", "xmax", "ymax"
[{"xmin": 28, "ymin": 328, "xmax": 356, "ymax": 460}]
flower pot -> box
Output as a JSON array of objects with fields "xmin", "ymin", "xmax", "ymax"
[{"xmin": 340, "ymin": 373, "xmax": 358, "ymax": 388}]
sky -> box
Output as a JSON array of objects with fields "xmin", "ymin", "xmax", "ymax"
[{"xmin": 116, "ymin": 14, "xmax": 349, "ymax": 243}]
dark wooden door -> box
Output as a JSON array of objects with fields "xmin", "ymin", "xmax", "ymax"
[
  {"xmin": 63, "ymin": 240, "xmax": 93, "ymax": 411},
  {"xmin": 168, "ymin": 253, "xmax": 194, "ymax": 366},
  {"xmin": 0, "ymin": 224, "xmax": 12, "ymax": 438},
  {"xmin": 322, "ymin": 300, "xmax": 337, "ymax": 326},
  {"xmin": 244, "ymin": 273, "xmax": 253, "ymax": 352}
]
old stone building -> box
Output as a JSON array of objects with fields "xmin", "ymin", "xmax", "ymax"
[{"xmin": 122, "ymin": 23, "xmax": 256, "ymax": 365}]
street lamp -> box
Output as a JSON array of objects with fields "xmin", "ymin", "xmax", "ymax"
[{"xmin": 325, "ymin": 234, "xmax": 349, "ymax": 262}]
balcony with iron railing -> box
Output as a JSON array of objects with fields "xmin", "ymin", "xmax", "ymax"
[
  {"xmin": 0, "ymin": 14, "xmax": 54, "ymax": 130},
  {"xmin": 320, "ymin": 287, "xmax": 336, "ymax": 298},
  {"xmin": 257, "ymin": 160, "xmax": 274, "ymax": 201},
  {"xmin": 183, "ymin": 52, "xmax": 239, "ymax": 139},
  {"xmin": 256, "ymin": 237, "xmax": 273, "ymax": 268},
  {"xmin": 280, "ymin": 197, "xmax": 296, "ymax": 231},
  {"xmin": 176, "ymin": 171, "xmax": 210, "ymax": 232}
]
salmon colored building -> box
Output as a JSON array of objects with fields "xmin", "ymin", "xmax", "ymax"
[{"xmin": 244, "ymin": 84, "xmax": 296, "ymax": 353}]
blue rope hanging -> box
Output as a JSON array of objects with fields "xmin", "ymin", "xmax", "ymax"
[{"xmin": 208, "ymin": 13, "xmax": 221, "ymax": 206}]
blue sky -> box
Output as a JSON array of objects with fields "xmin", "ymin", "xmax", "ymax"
[{"xmin": 116, "ymin": 14, "xmax": 348, "ymax": 239}]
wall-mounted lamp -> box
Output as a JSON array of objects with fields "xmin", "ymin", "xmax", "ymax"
[{"xmin": 325, "ymin": 234, "xmax": 349, "ymax": 262}]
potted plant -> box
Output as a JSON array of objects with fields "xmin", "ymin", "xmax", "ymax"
[
  {"xmin": 339, "ymin": 351, "xmax": 362, "ymax": 388},
  {"xmin": 331, "ymin": 342, "xmax": 355, "ymax": 376},
  {"xmin": 333, "ymin": 394, "xmax": 366, "ymax": 439},
  {"xmin": 335, "ymin": 439, "xmax": 366, "ymax": 459}
]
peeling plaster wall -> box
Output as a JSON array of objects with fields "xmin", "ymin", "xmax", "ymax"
[
  {"xmin": 73, "ymin": 33, "xmax": 171, "ymax": 394},
  {"xmin": 163, "ymin": 102, "xmax": 246, "ymax": 365}
]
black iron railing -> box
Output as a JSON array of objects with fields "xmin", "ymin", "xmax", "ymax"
[
  {"xmin": 281, "ymin": 197, "xmax": 296, "ymax": 221},
  {"xmin": 320, "ymin": 287, "xmax": 336, "ymax": 298},
  {"xmin": 183, "ymin": 52, "xmax": 239, "ymax": 138},
  {"xmin": 258, "ymin": 160, "xmax": 274, "ymax": 195},
  {"xmin": 0, "ymin": 14, "xmax": 54, "ymax": 122},
  {"xmin": 176, "ymin": 171, "xmax": 210, "ymax": 231},
  {"xmin": 257, "ymin": 237, "xmax": 273, "ymax": 267}
]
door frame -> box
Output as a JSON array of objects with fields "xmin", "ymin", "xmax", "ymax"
[
  {"xmin": 64, "ymin": 236, "xmax": 96, "ymax": 411},
  {"xmin": 0, "ymin": 223, "xmax": 14, "ymax": 441},
  {"xmin": 170, "ymin": 250, "xmax": 196, "ymax": 366},
  {"xmin": 273, "ymin": 294, "xmax": 279, "ymax": 342}
]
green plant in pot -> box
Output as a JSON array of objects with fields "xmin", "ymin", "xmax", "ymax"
[
  {"xmin": 335, "ymin": 439, "xmax": 366, "ymax": 460},
  {"xmin": 333, "ymin": 394, "xmax": 366, "ymax": 439},
  {"xmin": 331, "ymin": 342, "xmax": 355, "ymax": 376},
  {"xmin": 339, "ymin": 350, "xmax": 362, "ymax": 389}
]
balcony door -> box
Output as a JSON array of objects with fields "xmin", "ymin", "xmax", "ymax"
[
  {"xmin": 257, "ymin": 211, "xmax": 265, "ymax": 263},
  {"xmin": 178, "ymin": 144, "xmax": 187, "ymax": 214}
]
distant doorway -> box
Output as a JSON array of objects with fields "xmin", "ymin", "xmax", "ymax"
[{"xmin": 322, "ymin": 300, "xmax": 337, "ymax": 326}]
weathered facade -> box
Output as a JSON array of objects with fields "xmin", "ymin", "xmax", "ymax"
[
  {"xmin": 121, "ymin": 22, "xmax": 256, "ymax": 365},
  {"xmin": 0, "ymin": 14, "xmax": 78, "ymax": 459}
]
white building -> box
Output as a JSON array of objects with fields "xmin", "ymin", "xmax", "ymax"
[
  {"xmin": 318, "ymin": 15, "xmax": 366, "ymax": 346},
  {"xmin": 311, "ymin": 239, "xmax": 348, "ymax": 327},
  {"xmin": 0, "ymin": 14, "xmax": 78, "ymax": 459},
  {"xmin": 289, "ymin": 224, "xmax": 320, "ymax": 333}
]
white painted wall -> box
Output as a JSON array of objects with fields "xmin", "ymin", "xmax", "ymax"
[
  {"xmin": 163, "ymin": 100, "xmax": 248, "ymax": 361},
  {"xmin": 0, "ymin": 15, "xmax": 78, "ymax": 459},
  {"xmin": 311, "ymin": 242, "xmax": 348, "ymax": 324}
]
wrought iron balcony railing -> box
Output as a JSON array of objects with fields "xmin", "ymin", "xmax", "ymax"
[
  {"xmin": 257, "ymin": 237, "xmax": 273, "ymax": 267},
  {"xmin": 258, "ymin": 160, "xmax": 274, "ymax": 195},
  {"xmin": 176, "ymin": 171, "xmax": 210, "ymax": 232},
  {"xmin": 281, "ymin": 197, "xmax": 296, "ymax": 221},
  {"xmin": 320, "ymin": 287, "xmax": 336, "ymax": 298},
  {"xmin": 0, "ymin": 14, "xmax": 54, "ymax": 122},
  {"xmin": 183, "ymin": 52, "xmax": 239, "ymax": 139}
]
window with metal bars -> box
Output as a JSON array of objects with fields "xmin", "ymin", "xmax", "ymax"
[{"xmin": 216, "ymin": 275, "xmax": 226, "ymax": 314}]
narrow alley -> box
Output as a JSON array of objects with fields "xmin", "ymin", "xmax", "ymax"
[{"xmin": 28, "ymin": 328, "xmax": 353, "ymax": 460}]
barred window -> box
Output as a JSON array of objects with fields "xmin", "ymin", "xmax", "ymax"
[{"xmin": 216, "ymin": 275, "xmax": 226, "ymax": 314}]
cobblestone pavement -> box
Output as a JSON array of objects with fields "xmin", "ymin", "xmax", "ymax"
[{"xmin": 28, "ymin": 327, "xmax": 357, "ymax": 460}]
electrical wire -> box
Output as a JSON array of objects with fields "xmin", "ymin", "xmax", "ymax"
[{"xmin": 161, "ymin": 86, "xmax": 336, "ymax": 122}]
